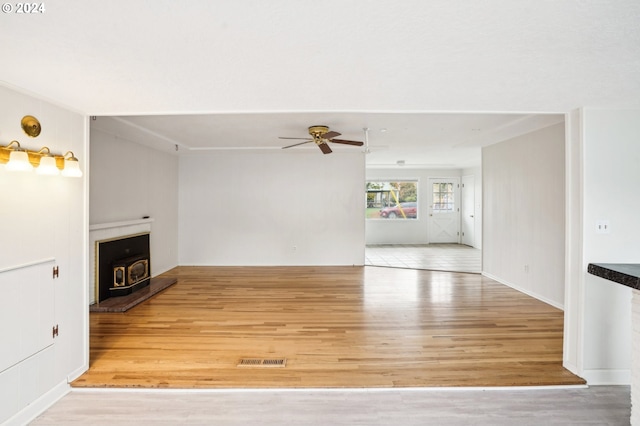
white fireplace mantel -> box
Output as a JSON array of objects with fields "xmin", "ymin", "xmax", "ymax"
[{"xmin": 89, "ymin": 218, "xmax": 154, "ymax": 232}]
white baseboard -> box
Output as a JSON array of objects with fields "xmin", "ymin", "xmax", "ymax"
[
  {"xmin": 67, "ymin": 363, "xmax": 89, "ymax": 383},
  {"xmin": 3, "ymin": 380, "xmax": 70, "ymax": 426},
  {"xmin": 481, "ymin": 272, "xmax": 564, "ymax": 310},
  {"xmin": 562, "ymin": 360, "xmax": 581, "ymax": 378}
]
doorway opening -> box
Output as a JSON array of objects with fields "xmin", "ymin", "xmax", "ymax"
[{"xmin": 365, "ymin": 175, "xmax": 481, "ymax": 274}]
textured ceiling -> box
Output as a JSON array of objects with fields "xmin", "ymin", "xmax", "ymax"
[{"xmin": 1, "ymin": 1, "xmax": 639, "ymax": 167}]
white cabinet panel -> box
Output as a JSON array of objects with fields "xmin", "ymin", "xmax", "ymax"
[
  {"xmin": 0, "ymin": 345, "xmax": 57, "ymax": 425},
  {"xmin": 0, "ymin": 259, "xmax": 55, "ymax": 374},
  {"xmin": 0, "ymin": 365, "xmax": 20, "ymax": 424}
]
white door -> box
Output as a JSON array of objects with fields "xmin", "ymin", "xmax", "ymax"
[
  {"xmin": 428, "ymin": 178, "xmax": 460, "ymax": 243},
  {"xmin": 461, "ymin": 175, "xmax": 475, "ymax": 247}
]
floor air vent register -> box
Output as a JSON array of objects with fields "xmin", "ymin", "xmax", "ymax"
[{"xmin": 237, "ymin": 358, "xmax": 287, "ymax": 367}]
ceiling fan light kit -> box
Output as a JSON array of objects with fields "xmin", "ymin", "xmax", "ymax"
[{"xmin": 280, "ymin": 125, "xmax": 364, "ymax": 154}]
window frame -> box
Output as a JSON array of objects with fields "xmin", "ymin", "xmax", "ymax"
[{"xmin": 366, "ymin": 180, "xmax": 419, "ymax": 220}]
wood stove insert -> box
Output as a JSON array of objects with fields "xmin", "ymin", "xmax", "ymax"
[{"xmin": 95, "ymin": 233, "xmax": 151, "ymax": 303}]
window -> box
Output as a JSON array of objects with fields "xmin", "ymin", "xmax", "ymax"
[
  {"xmin": 432, "ymin": 182, "xmax": 454, "ymax": 213},
  {"xmin": 366, "ymin": 181, "xmax": 418, "ymax": 219}
]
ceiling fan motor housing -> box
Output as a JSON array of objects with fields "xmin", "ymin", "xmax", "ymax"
[
  {"xmin": 280, "ymin": 125, "xmax": 362, "ymax": 154},
  {"xmin": 308, "ymin": 125, "xmax": 329, "ymax": 143}
]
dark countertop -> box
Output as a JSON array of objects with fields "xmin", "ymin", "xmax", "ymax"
[{"xmin": 587, "ymin": 263, "xmax": 640, "ymax": 290}]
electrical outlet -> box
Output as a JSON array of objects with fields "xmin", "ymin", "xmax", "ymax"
[{"xmin": 596, "ymin": 220, "xmax": 610, "ymax": 234}]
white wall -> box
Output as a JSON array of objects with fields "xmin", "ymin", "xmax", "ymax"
[
  {"xmin": 179, "ymin": 150, "xmax": 365, "ymax": 266},
  {"xmin": 0, "ymin": 85, "xmax": 87, "ymax": 424},
  {"xmin": 365, "ymin": 168, "xmax": 462, "ymax": 245},
  {"xmin": 90, "ymin": 128, "xmax": 179, "ymax": 276},
  {"xmin": 577, "ymin": 108, "xmax": 640, "ymax": 384},
  {"xmin": 482, "ymin": 123, "xmax": 565, "ymax": 308}
]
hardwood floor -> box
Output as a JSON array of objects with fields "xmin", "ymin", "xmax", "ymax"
[{"xmin": 72, "ymin": 266, "xmax": 585, "ymax": 389}]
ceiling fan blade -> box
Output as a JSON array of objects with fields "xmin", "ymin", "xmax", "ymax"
[
  {"xmin": 279, "ymin": 137, "xmax": 312, "ymax": 140},
  {"xmin": 328, "ymin": 139, "xmax": 364, "ymax": 146},
  {"xmin": 318, "ymin": 143, "xmax": 333, "ymax": 154},
  {"xmin": 322, "ymin": 131, "xmax": 341, "ymax": 139},
  {"xmin": 282, "ymin": 140, "xmax": 314, "ymax": 149}
]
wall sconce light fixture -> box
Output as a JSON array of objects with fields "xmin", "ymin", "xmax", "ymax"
[
  {"xmin": 61, "ymin": 151, "xmax": 82, "ymax": 177},
  {"xmin": 35, "ymin": 147, "xmax": 60, "ymax": 176},
  {"xmin": 0, "ymin": 141, "xmax": 83, "ymax": 177},
  {"xmin": 0, "ymin": 115, "xmax": 82, "ymax": 178},
  {"xmin": 3, "ymin": 140, "xmax": 34, "ymax": 172}
]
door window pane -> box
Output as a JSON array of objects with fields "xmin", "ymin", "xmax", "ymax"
[{"xmin": 433, "ymin": 182, "xmax": 454, "ymax": 213}]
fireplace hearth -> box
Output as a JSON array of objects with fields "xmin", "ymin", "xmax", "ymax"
[{"xmin": 96, "ymin": 233, "xmax": 151, "ymax": 303}]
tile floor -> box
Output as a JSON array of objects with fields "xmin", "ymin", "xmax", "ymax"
[{"xmin": 365, "ymin": 243, "xmax": 482, "ymax": 273}]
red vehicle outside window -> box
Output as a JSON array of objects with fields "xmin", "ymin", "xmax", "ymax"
[{"xmin": 379, "ymin": 202, "xmax": 417, "ymax": 219}]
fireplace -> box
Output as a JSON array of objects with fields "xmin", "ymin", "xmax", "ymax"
[
  {"xmin": 96, "ymin": 233, "xmax": 151, "ymax": 302},
  {"xmin": 111, "ymin": 255, "xmax": 150, "ymax": 296}
]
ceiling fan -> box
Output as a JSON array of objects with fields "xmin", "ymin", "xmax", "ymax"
[{"xmin": 280, "ymin": 125, "xmax": 364, "ymax": 154}]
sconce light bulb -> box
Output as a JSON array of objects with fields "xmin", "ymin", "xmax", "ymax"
[
  {"xmin": 61, "ymin": 157, "xmax": 83, "ymax": 177},
  {"xmin": 36, "ymin": 155, "xmax": 60, "ymax": 176},
  {"xmin": 6, "ymin": 150, "xmax": 33, "ymax": 172}
]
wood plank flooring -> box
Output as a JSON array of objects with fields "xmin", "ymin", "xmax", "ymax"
[{"xmin": 72, "ymin": 266, "xmax": 585, "ymax": 389}]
